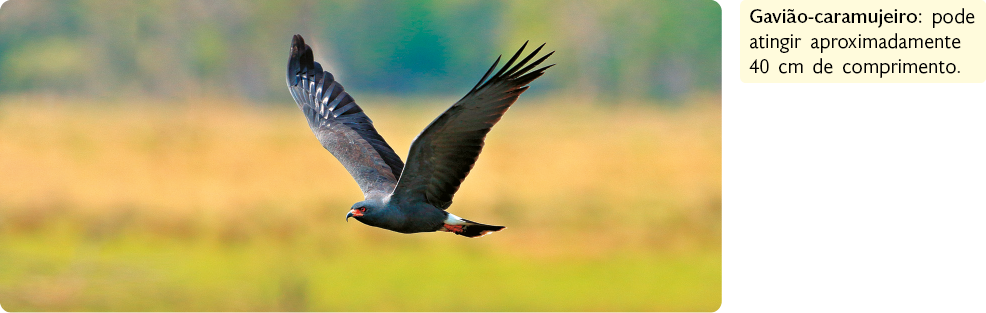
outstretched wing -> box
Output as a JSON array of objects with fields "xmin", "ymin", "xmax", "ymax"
[
  {"xmin": 392, "ymin": 41, "xmax": 553, "ymax": 209},
  {"xmin": 286, "ymin": 35, "xmax": 404, "ymax": 198}
]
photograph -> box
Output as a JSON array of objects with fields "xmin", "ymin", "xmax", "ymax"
[{"xmin": 0, "ymin": 0, "xmax": 721, "ymax": 311}]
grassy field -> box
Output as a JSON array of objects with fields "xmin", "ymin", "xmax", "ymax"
[{"xmin": 0, "ymin": 95, "xmax": 721, "ymax": 311}]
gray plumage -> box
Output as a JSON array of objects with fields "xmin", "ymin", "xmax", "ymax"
[{"xmin": 286, "ymin": 35, "xmax": 552, "ymax": 237}]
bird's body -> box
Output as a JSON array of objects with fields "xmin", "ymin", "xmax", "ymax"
[{"xmin": 286, "ymin": 35, "xmax": 552, "ymax": 237}]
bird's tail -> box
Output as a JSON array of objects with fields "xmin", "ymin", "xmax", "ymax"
[{"xmin": 441, "ymin": 214, "xmax": 505, "ymax": 238}]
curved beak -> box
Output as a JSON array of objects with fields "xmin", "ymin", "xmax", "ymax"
[{"xmin": 346, "ymin": 208, "xmax": 365, "ymax": 222}]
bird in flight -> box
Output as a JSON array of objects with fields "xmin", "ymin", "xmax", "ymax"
[{"xmin": 286, "ymin": 35, "xmax": 552, "ymax": 238}]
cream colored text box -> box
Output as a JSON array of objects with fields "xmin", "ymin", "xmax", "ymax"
[{"xmin": 741, "ymin": 0, "xmax": 986, "ymax": 83}]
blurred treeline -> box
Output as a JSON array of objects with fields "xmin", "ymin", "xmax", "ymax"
[{"xmin": 0, "ymin": 0, "xmax": 721, "ymax": 102}]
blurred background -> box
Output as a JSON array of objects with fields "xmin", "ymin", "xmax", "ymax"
[{"xmin": 0, "ymin": 0, "xmax": 721, "ymax": 311}]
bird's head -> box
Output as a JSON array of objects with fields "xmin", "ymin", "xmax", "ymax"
[{"xmin": 346, "ymin": 199, "xmax": 384, "ymax": 225}]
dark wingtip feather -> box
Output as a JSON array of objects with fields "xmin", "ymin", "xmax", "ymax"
[
  {"xmin": 287, "ymin": 34, "xmax": 316, "ymax": 87},
  {"xmin": 490, "ymin": 41, "xmax": 529, "ymax": 81},
  {"xmin": 292, "ymin": 34, "xmax": 305, "ymax": 48},
  {"xmin": 504, "ymin": 43, "xmax": 545, "ymax": 78},
  {"xmin": 452, "ymin": 43, "xmax": 552, "ymax": 109},
  {"xmin": 469, "ymin": 55, "xmax": 501, "ymax": 95},
  {"xmin": 508, "ymin": 50, "xmax": 554, "ymax": 80},
  {"xmin": 513, "ymin": 64, "xmax": 554, "ymax": 86}
]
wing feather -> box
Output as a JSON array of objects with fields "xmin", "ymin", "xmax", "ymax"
[
  {"xmin": 286, "ymin": 35, "xmax": 404, "ymax": 198},
  {"xmin": 393, "ymin": 42, "xmax": 553, "ymax": 209}
]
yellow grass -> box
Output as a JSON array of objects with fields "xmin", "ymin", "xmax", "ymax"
[{"xmin": 0, "ymin": 95, "xmax": 720, "ymax": 311}]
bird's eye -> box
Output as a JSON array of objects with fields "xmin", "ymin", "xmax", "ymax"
[{"xmin": 358, "ymin": 207, "xmax": 366, "ymax": 213}]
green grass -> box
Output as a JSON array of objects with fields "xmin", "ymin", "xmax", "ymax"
[{"xmin": 0, "ymin": 225, "xmax": 720, "ymax": 311}]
